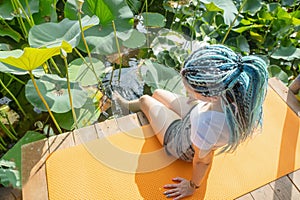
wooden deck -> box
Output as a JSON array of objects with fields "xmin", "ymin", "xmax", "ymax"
[{"xmin": 20, "ymin": 78, "xmax": 300, "ymax": 200}]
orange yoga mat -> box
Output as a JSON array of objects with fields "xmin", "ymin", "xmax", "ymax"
[{"xmin": 46, "ymin": 88, "xmax": 300, "ymax": 200}]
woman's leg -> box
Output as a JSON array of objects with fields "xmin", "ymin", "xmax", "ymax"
[
  {"xmin": 113, "ymin": 92, "xmax": 181, "ymax": 145},
  {"xmin": 138, "ymin": 95, "xmax": 181, "ymax": 145},
  {"xmin": 152, "ymin": 89, "xmax": 195, "ymax": 118}
]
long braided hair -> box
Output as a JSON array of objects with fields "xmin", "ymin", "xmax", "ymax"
[{"xmin": 181, "ymin": 44, "xmax": 268, "ymax": 152}]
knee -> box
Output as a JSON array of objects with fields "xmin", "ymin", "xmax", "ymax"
[
  {"xmin": 139, "ymin": 94, "xmax": 151, "ymax": 104},
  {"xmin": 152, "ymin": 89, "xmax": 165, "ymax": 98}
]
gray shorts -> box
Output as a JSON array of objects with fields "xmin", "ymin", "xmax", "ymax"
[{"xmin": 163, "ymin": 109, "xmax": 195, "ymax": 162}]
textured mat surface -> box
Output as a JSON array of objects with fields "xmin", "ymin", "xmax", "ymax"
[{"xmin": 46, "ymin": 89, "xmax": 300, "ymax": 200}]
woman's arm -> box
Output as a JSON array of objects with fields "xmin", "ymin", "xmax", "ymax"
[
  {"xmin": 163, "ymin": 145, "xmax": 214, "ymax": 199},
  {"xmin": 191, "ymin": 144, "xmax": 214, "ymax": 188}
]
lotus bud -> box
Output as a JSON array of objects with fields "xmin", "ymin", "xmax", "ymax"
[
  {"xmin": 60, "ymin": 48, "xmax": 67, "ymax": 59},
  {"xmin": 76, "ymin": 0, "xmax": 84, "ymax": 14}
]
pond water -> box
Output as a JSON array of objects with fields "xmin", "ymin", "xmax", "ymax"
[{"xmin": 103, "ymin": 60, "xmax": 146, "ymax": 118}]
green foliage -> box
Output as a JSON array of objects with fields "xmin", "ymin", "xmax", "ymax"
[
  {"xmin": 1, "ymin": 131, "xmax": 46, "ymax": 188},
  {"xmin": 162, "ymin": 0, "xmax": 300, "ymax": 84},
  {"xmin": 25, "ymin": 74, "xmax": 88, "ymax": 113},
  {"xmin": 0, "ymin": 159, "xmax": 20, "ymax": 188},
  {"xmin": 68, "ymin": 57, "xmax": 106, "ymax": 86},
  {"xmin": 28, "ymin": 15, "xmax": 100, "ymax": 48},
  {"xmin": 141, "ymin": 60, "xmax": 184, "ymax": 95}
]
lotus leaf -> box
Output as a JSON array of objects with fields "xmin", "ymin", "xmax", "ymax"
[
  {"xmin": 271, "ymin": 46, "xmax": 300, "ymax": 61},
  {"xmin": 68, "ymin": 57, "xmax": 106, "ymax": 86},
  {"xmin": 141, "ymin": 12, "xmax": 166, "ymax": 27},
  {"xmin": 25, "ymin": 74, "xmax": 87, "ymax": 113},
  {"xmin": 0, "ymin": 0, "xmax": 39, "ymax": 20},
  {"xmin": 64, "ymin": 0, "xmax": 133, "ymax": 26},
  {"xmin": 141, "ymin": 60, "xmax": 185, "ymax": 95},
  {"xmin": 199, "ymin": 0, "xmax": 238, "ymax": 26},
  {"xmin": 242, "ymin": 0, "xmax": 262, "ymax": 16},
  {"xmin": 0, "ymin": 41, "xmax": 72, "ymax": 71},
  {"xmin": 54, "ymin": 89, "xmax": 101, "ymax": 130},
  {"xmin": 29, "ymin": 15, "xmax": 99, "ymax": 48}
]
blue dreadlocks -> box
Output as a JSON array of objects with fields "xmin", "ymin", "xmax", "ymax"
[{"xmin": 181, "ymin": 44, "xmax": 268, "ymax": 152}]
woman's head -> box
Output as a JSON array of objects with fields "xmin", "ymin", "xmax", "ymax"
[{"xmin": 181, "ymin": 44, "xmax": 268, "ymax": 152}]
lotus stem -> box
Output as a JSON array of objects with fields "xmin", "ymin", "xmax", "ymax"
[
  {"xmin": 6, "ymin": 73, "xmax": 25, "ymax": 85},
  {"xmin": 11, "ymin": 0, "xmax": 28, "ymax": 38},
  {"xmin": 0, "ymin": 120, "xmax": 17, "ymax": 141},
  {"xmin": 0, "ymin": 137, "xmax": 7, "ymax": 150},
  {"xmin": 77, "ymin": 12, "xmax": 101, "ymax": 86},
  {"xmin": 74, "ymin": 48, "xmax": 102, "ymax": 84},
  {"xmin": 0, "ymin": 79, "xmax": 27, "ymax": 117},
  {"xmin": 24, "ymin": 0, "xmax": 35, "ymax": 26},
  {"xmin": 221, "ymin": 0, "xmax": 247, "ymax": 44},
  {"xmin": 62, "ymin": 54, "xmax": 78, "ymax": 129},
  {"xmin": 50, "ymin": 58, "xmax": 63, "ymax": 76},
  {"xmin": 112, "ymin": 20, "xmax": 122, "ymax": 81},
  {"xmin": 28, "ymin": 71, "xmax": 62, "ymax": 134},
  {"xmin": 13, "ymin": 0, "xmax": 34, "ymax": 27}
]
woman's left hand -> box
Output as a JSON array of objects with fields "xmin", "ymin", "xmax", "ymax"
[{"xmin": 163, "ymin": 177, "xmax": 195, "ymax": 199}]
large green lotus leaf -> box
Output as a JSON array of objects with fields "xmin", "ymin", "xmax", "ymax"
[
  {"xmin": 25, "ymin": 74, "xmax": 87, "ymax": 113},
  {"xmin": 0, "ymin": 0, "xmax": 39, "ymax": 20},
  {"xmin": 141, "ymin": 12, "xmax": 166, "ymax": 27},
  {"xmin": 271, "ymin": 46, "xmax": 300, "ymax": 61},
  {"xmin": 151, "ymin": 29, "xmax": 188, "ymax": 56},
  {"xmin": 29, "ymin": 15, "xmax": 99, "ymax": 48},
  {"xmin": 64, "ymin": 0, "xmax": 133, "ymax": 26},
  {"xmin": 242, "ymin": 0, "xmax": 262, "ymax": 16},
  {"xmin": 141, "ymin": 60, "xmax": 185, "ymax": 95},
  {"xmin": 200, "ymin": 0, "xmax": 238, "ymax": 26},
  {"xmin": 122, "ymin": 29, "xmax": 146, "ymax": 49},
  {"xmin": 54, "ymin": 94, "xmax": 100, "ymax": 130},
  {"xmin": 81, "ymin": 27, "xmax": 144, "ymax": 55},
  {"xmin": 0, "ymin": 41, "xmax": 72, "ymax": 71},
  {"xmin": 68, "ymin": 57, "xmax": 106, "ymax": 86}
]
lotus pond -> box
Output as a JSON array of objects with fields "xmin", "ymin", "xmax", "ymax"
[{"xmin": 0, "ymin": 0, "xmax": 299, "ymax": 189}]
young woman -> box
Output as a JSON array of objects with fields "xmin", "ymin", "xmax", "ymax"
[{"xmin": 114, "ymin": 44, "xmax": 268, "ymax": 199}]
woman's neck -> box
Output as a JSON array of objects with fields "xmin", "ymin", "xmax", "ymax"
[{"xmin": 208, "ymin": 98, "xmax": 223, "ymax": 113}]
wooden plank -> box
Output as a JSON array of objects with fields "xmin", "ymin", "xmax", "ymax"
[
  {"xmin": 235, "ymin": 193, "xmax": 254, "ymax": 200},
  {"xmin": 114, "ymin": 113, "xmax": 141, "ymax": 133},
  {"xmin": 21, "ymin": 138, "xmax": 49, "ymax": 200},
  {"xmin": 21, "ymin": 138, "xmax": 49, "ymax": 186},
  {"xmin": 288, "ymin": 169, "xmax": 300, "ymax": 191},
  {"xmin": 47, "ymin": 132, "xmax": 75, "ymax": 153},
  {"xmin": 269, "ymin": 176, "xmax": 300, "ymax": 200},
  {"xmin": 95, "ymin": 117, "xmax": 121, "ymax": 138},
  {"xmin": 22, "ymin": 164, "xmax": 48, "ymax": 200},
  {"xmin": 268, "ymin": 77, "xmax": 300, "ymax": 117},
  {"xmin": 73, "ymin": 125, "xmax": 98, "ymax": 145},
  {"xmin": 251, "ymin": 184, "xmax": 280, "ymax": 200}
]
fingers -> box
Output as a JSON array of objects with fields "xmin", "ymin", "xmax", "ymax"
[
  {"xmin": 172, "ymin": 177, "xmax": 184, "ymax": 182},
  {"xmin": 163, "ymin": 184, "xmax": 178, "ymax": 189},
  {"xmin": 164, "ymin": 189, "xmax": 180, "ymax": 198}
]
